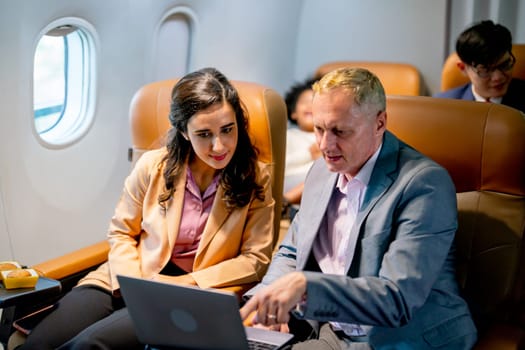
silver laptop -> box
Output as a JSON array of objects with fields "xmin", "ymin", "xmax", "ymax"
[{"xmin": 117, "ymin": 275, "xmax": 294, "ymax": 350}]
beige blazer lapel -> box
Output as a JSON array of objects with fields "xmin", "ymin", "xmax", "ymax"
[
  {"xmin": 194, "ymin": 185, "xmax": 230, "ymax": 263},
  {"xmin": 165, "ymin": 167, "xmax": 188, "ymax": 250}
]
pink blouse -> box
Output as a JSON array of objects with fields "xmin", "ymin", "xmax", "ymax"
[{"xmin": 170, "ymin": 168, "xmax": 219, "ymax": 272}]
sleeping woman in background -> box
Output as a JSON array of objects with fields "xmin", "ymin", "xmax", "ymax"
[{"xmin": 282, "ymin": 77, "xmax": 320, "ymax": 221}]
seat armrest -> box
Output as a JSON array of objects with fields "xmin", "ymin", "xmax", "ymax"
[{"xmin": 32, "ymin": 241, "xmax": 109, "ymax": 280}]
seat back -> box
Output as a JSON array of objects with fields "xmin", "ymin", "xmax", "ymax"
[
  {"xmin": 440, "ymin": 44, "xmax": 525, "ymax": 92},
  {"xmin": 386, "ymin": 95, "xmax": 525, "ymax": 335},
  {"xmin": 128, "ymin": 79, "xmax": 287, "ymax": 247},
  {"xmin": 315, "ymin": 61, "xmax": 421, "ymax": 96}
]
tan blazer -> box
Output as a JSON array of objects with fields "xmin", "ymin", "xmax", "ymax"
[{"xmin": 79, "ymin": 148, "xmax": 274, "ymax": 293}]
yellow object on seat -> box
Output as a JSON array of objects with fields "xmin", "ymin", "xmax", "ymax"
[
  {"xmin": 440, "ymin": 44, "xmax": 525, "ymax": 92},
  {"xmin": 386, "ymin": 95, "xmax": 525, "ymax": 349},
  {"xmin": 1, "ymin": 269, "xmax": 39, "ymax": 289},
  {"xmin": 315, "ymin": 61, "xmax": 421, "ymax": 96}
]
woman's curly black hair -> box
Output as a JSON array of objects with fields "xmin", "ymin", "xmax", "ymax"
[
  {"xmin": 284, "ymin": 77, "xmax": 317, "ymax": 124},
  {"xmin": 158, "ymin": 67, "xmax": 264, "ymax": 209}
]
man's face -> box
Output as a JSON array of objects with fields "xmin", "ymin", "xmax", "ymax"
[
  {"xmin": 312, "ymin": 88, "xmax": 386, "ymax": 178},
  {"xmin": 463, "ymin": 52, "xmax": 515, "ymax": 98}
]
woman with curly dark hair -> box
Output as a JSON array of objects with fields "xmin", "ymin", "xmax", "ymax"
[
  {"xmin": 282, "ymin": 77, "xmax": 320, "ymax": 221},
  {"xmin": 21, "ymin": 67, "xmax": 275, "ymax": 350}
]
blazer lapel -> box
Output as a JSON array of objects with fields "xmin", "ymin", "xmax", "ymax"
[
  {"xmin": 345, "ymin": 132, "xmax": 398, "ymax": 272},
  {"xmin": 194, "ymin": 185, "xmax": 230, "ymax": 261},
  {"xmin": 166, "ymin": 166, "xmax": 188, "ymax": 249},
  {"xmin": 296, "ymin": 167, "xmax": 338, "ymax": 268}
]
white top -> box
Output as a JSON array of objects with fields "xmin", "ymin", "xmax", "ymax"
[
  {"xmin": 284, "ymin": 126, "xmax": 317, "ymax": 193},
  {"xmin": 471, "ymin": 85, "xmax": 503, "ymax": 104}
]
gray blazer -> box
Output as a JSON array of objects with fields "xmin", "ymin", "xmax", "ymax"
[{"xmin": 250, "ymin": 131, "xmax": 477, "ymax": 349}]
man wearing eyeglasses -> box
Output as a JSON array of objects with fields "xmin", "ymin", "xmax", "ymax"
[{"xmin": 435, "ymin": 20, "xmax": 525, "ymax": 113}]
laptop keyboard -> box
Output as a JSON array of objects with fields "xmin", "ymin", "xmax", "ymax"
[{"xmin": 248, "ymin": 339, "xmax": 277, "ymax": 350}]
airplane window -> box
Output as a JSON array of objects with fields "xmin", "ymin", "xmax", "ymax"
[{"xmin": 33, "ymin": 21, "xmax": 97, "ymax": 147}]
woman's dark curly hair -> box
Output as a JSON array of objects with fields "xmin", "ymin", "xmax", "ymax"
[{"xmin": 158, "ymin": 67, "xmax": 264, "ymax": 209}]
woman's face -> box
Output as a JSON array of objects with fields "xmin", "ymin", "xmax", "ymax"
[
  {"xmin": 185, "ymin": 102, "xmax": 238, "ymax": 171},
  {"xmin": 291, "ymin": 89, "xmax": 314, "ymax": 132}
]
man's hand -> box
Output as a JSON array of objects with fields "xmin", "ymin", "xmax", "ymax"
[{"xmin": 240, "ymin": 272, "xmax": 307, "ymax": 326}]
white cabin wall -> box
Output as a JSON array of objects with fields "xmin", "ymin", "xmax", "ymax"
[
  {"xmin": 0, "ymin": 0, "xmax": 303, "ymax": 265},
  {"xmin": 1, "ymin": 0, "xmax": 524, "ymax": 267},
  {"xmin": 517, "ymin": 0, "xmax": 525, "ymax": 42},
  {"xmin": 293, "ymin": 0, "xmax": 525, "ymax": 95},
  {"xmin": 447, "ymin": 0, "xmax": 525, "ymax": 61},
  {"xmin": 294, "ymin": 0, "xmax": 448, "ymax": 95},
  {"xmin": 182, "ymin": 0, "xmax": 303, "ymax": 94},
  {"xmin": 0, "ymin": 0, "xmax": 155, "ymax": 265},
  {"xmin": 0, "ymin": 183, "xmax": 12, "ymax": 260}
]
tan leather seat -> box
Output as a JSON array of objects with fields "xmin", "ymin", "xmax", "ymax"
[
  {"xmin": 315, "ymin": 61, "xmax": 421, "ymax": 96},
  {"xmin": 32, "ymin": 79, "xmax": 287, "ymax": 282},
  {"xmin": 440, "ymin": 44, "xmax": 525, "ymax": 92},
  {"xmin": 6, "ymin": 78, "xmax": 287, "ymax": 349},
  {"xmin": 387, "ymin": 95, "xmax": 525, "ymax": 349},
  {"xmin": 128, "ymin": 79, "xmax": 287, "ymax": 245}
]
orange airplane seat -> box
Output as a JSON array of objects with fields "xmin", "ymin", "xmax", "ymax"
[
  {"xmin": 315, "ymin": 61, "xmax": 422, "ymax": 96},
  {"xmin": 387, "ymin": 95, "xmax": 525, "ymax": 349},
  {"xmin": 6, "ymin": 78, "xmax": 287, "ymax": 350}
]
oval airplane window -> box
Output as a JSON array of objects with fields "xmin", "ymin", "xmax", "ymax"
[{"xmin": 33, "ymin": 19, "xmax": 98, "ymax": 148}]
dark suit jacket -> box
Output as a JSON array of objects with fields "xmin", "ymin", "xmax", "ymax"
[
  {"xmin": 434, "ymin": 78, "xmax": 525, "ymax": 113},
  {"xmin": 247, "ymin": 131, "xmax": 477, "ymax": 349}
]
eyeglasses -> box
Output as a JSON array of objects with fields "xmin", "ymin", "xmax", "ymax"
[{"xmin": 470, "ymin": 53, "xmax": 516, "ymax": 79}]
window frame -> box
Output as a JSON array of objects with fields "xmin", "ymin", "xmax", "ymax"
[
  {"xmin": 150, "ymin": 6, "xmax": 198, "ymax": 80},
  {"xmin": 32, "ymin": 17, "xmax": 99, "ymax": 149}
]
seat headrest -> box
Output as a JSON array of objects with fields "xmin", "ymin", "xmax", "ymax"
[
  {"xmin": 128, "ymin": 78, "xmax": 287, "ymax": 241},
  {"xmin": 315, "ymin": 61, "xmax": 421, "ymax": 96},
  {"xmin": 128, "ymin": 79, "xmax": 286, "ymax": 165},
  {"xmin": 386, "ymin": 96, "xmax": 525, "ymax": 196}
]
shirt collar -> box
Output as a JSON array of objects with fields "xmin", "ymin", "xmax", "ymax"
[
  {"xmin": 336, "ymin": 142, "xmax": 382, "ymax": 191},
  {"xmin": 185, "ymin": 167, "xmax": 220, "ymax": 199},
  {"xmin": 471, "ymin": 85, "xmax": 503, "ymax": 104}
]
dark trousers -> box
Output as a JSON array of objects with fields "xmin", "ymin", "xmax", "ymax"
[
  {"xmin": 292, "ymin": 323, "xmax": 371, "ymax": 350},
  {"xmin": 18, "ymin": 285, "xmax": 141, "ymax": 350},
  {"xmin": 19, "ymin": 262, "xmax": 186, "ymax": 350}
]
